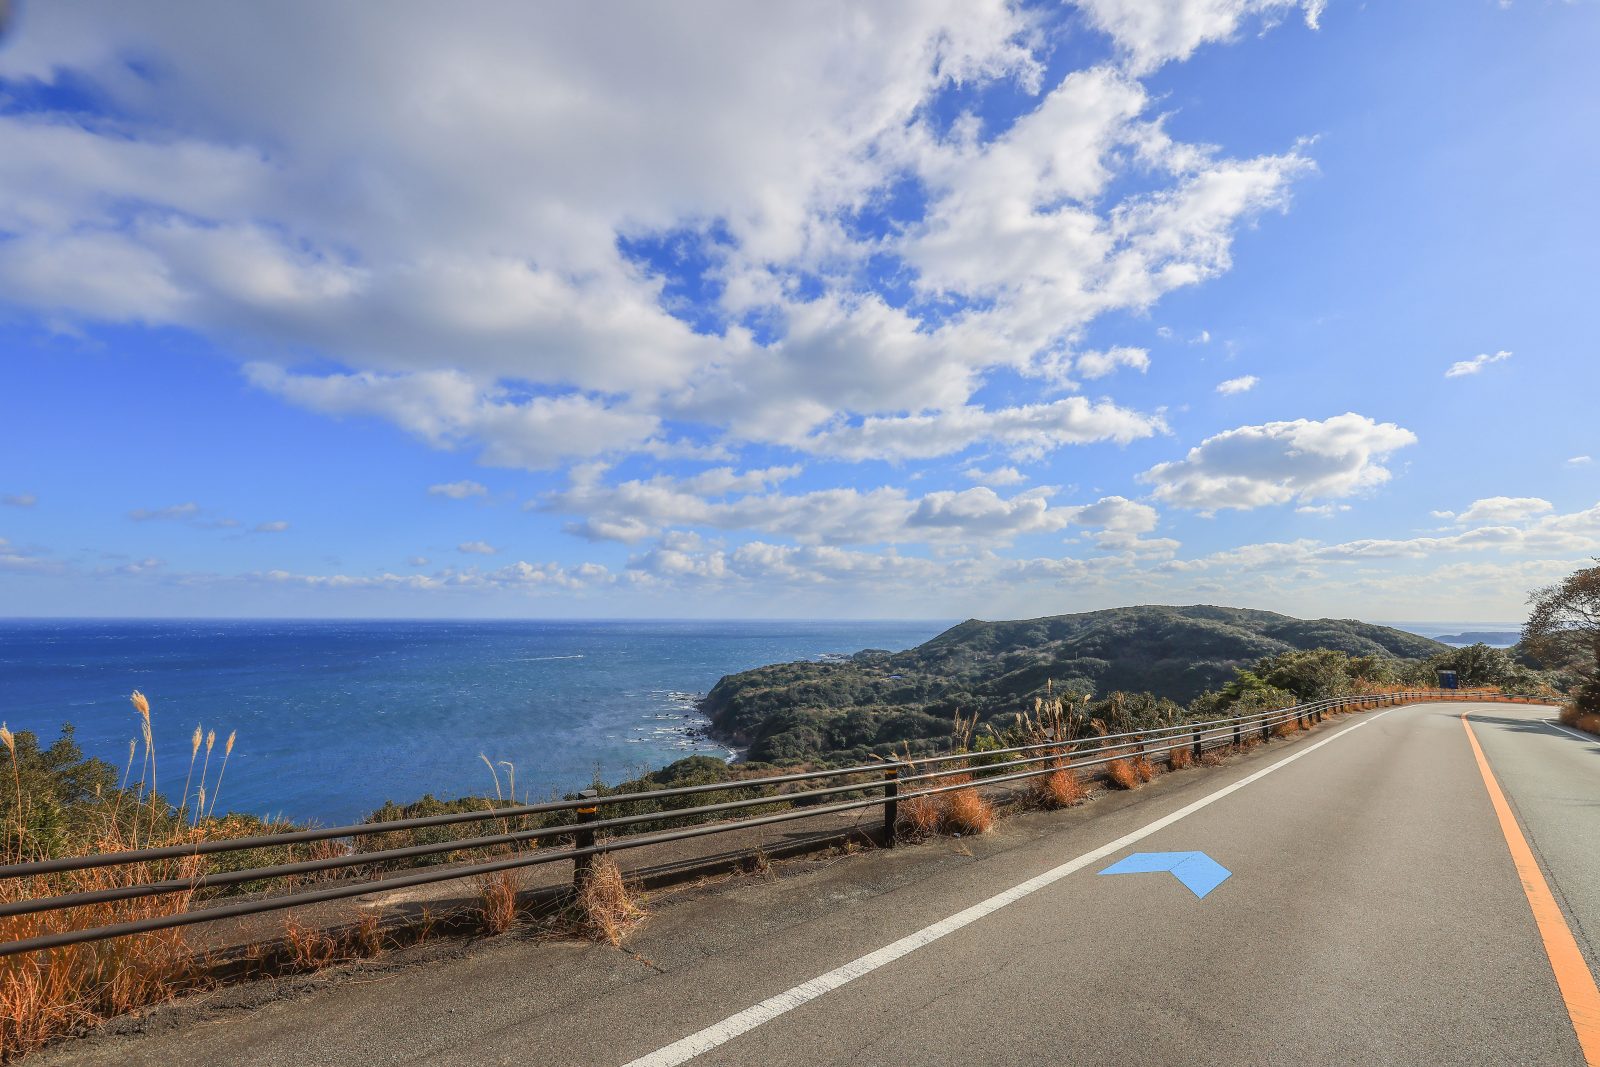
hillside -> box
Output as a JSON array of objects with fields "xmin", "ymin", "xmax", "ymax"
[{"xmin": 702, "ymin": 605, "xmax": 1447, "ymax": 762}]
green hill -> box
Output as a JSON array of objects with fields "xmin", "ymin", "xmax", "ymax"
[{"xmin": 701, "ymin": 605, "xmax": 1447, "ymax": 762}]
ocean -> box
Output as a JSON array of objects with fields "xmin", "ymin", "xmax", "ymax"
[
  {"xmin": 0, "ymin": 618, "xmax": 946, "ymax": 825},
  {"xmin": 0, "ymin": 616, "xmax": 1515, "ymax": 826}
]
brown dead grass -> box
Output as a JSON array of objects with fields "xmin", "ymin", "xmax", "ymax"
[
  {"xmin": 1105, "ymin": 756, "xmax": 1140, "ymax": 790},
  {"xmin": 1272, "ymin": 719, "xmax": 1301, "ymax": 738},
  {"xmin": 574, "ymin": 856, "xmax": 646, "ymax": 947},
  {"xmin": 1131, "ymin": 755, "xmax": 1156, "ymax": 783},
  {"xmin": 1559, "ymin": 704, "xmax": 1600, "ymax": 736},
  {"xmin": 282, "ymin": 916, "xmax": 339, "ymax": 972},
  {"xmin": 354, "ymin": 915, "xmax": 384, "ymax": 959},
  {"xmin": 1030, "ymin": 767, "xmax": 1086, "ymax": 809},
  {"xmin": 1168, "ymin": 747, "xmax": 1193, "ymax": 771},
  {"xmin": 897, "ymin": 793, "xmax": 943, "ymax": 839},
  {"xmin": 1198, "ymin": 748, "xmax": 1230, "ymax": 767},
  {"xmin": 941, "ymin": 786, "xmax": 995, "ymax": 835},
  {"xmin": 475, "ymin": 869, "xmax": 519, "ymax": 935}
]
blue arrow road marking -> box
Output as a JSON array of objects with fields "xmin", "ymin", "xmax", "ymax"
[{"xmin": 1099, "ymin": 851, "xmax": 1232, "ymax": 899}]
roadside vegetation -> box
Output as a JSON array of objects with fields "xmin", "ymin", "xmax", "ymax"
[
  {"xmin": 1, "ymin": 588, "xmax": 1589, "ymax": 1057},
  {"xmin": 1522, "ymin": 559, "xmax": 1600, "ymax": 736}
]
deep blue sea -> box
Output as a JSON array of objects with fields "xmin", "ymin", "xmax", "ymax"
[{"xmin": 0, "ymin": 619, "xmax": 947, "ymax": 825}]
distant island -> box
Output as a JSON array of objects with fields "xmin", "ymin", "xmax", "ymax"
[
  {"xmin": 1433, "ymin": 631, "xmax": 1521, "ymax": 647},
  {"xmin": 701, "ymin": 604, "xmax": 1449, "ymax": 763}
]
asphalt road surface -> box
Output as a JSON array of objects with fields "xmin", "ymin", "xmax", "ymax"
[{"xmin": 42, "ymin": 700, "xmax": 1600, "ymax": 1067}]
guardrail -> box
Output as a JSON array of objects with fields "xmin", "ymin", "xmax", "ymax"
[{"xmin": 0, "ymin": 689, "xmax": 1546, "ymax": 958}]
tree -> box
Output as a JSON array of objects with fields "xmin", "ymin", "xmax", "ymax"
[
  {"xmin": 1523, "ymin": 560, "xmax": 1600, "ymax": 713},
  {"xmin": 1426, "ymin": 643, "xmax": 1520, "ymax": 689}
]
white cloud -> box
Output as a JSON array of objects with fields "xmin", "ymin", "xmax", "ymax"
[
  {"xmin": 906, "ymin": 487, "xmax": 1073, "ymax": 539},
  {"xmin": 407, "ymin": 556, "xmax": 430, "ymax": 567},
  {"xmin": 256, "ymin": 559, "xmax": 611, "ymax": 593},
  {"xmin": 128, "ymin": 503, "xmax": 202, "ymax": 522},
  {"xmin": 962, "ymin": 465, "xmax": 1027, "ymax": 486},
  {"xmin": 1075, "ymin": 0, "xmax": 1324, "ymax": 74},
  {"xmin": 0, "ymin": 7, "xmax": 1314, "ymax": 471},
  {"xmin": 1444, "ymin": 349, "xmax": 1512, "ymax": 378},
  {"xmin": 1075, "ymin": 346, "xmax": 1150, "ymax": 380},
  {"xmin": 542, "ymin": 469, "xmax": 1141, "ymax": 548},
  {"xmin": 1294, "ymin": 503, "xmax": 1349, "ymax": 517},
  {"xmin": 254, "ymin": 520, "xmax": 290, "ymax": 533},
  {"xmin": 246, "ymin": 364, "xmax": 658, "ymax": 469},
  {"xmin": 1216, "ymin": 374, "xmax": 1258, "ymax": 395},
  {"xmin": 428, "ymin": 480, "xmax": 489, "ymax": 499},
  {"xmin": 1140, "ymin": 412, "xmax": 1418, "ymax": 512},
  {"xmin": 800, "ymin": 397, "xmax": 1166, "ymax": 462},
  {"xmin": 0, "ymin": 537, "xmax": 61, "ymax": 574},
  {"xmin": 2, "ymin": 493, "xmax": 36, "ymax": 507},
  {"xmin": 458, "ymin": 540, "xmax": 497, "ymax": 555},
  {"xmin": 1452, "ymin": 496, "xmax": 1553, "ymax": 525},
  {"xmin": 1568, "ymin": 455, "xmax": 1592, "ymax": 466}
]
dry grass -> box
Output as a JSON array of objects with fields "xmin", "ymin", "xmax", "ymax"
[
  {"xmin": 744, "ymin": 846, "xmax": 773, "ymax": 878},
  {"xmin": 354, "ymin": 915, "xmax": 385, "ymax": 959},
  {"xmin": 1559, "ymin": 704, "xmax": 1600, "ymax": 736},
  {"xmin": 1131, "ymin": 755, "xmax": 1156, "ymax": 783},
  {"xmin": 896, "ymin": 793, "xmax": 942, "ymax": 839},
  {"xmin": 475, "ymin": 870, "xmax": 520, "ymax": 935},
  {"xmin": 282, "ymin": 916, "xmax": 339, "ymax": 972},
  {"xmin": 574, "ymin": 856, "xmax": 646, "ymax": 947},
  {"xmin": 0, "ymin": 861, "xmax": 201, "ymax": 1058},
  {"xmin": 1198, "ymin": 748, "xmax": 1230, "ymax": 767},
  {"xmin": 1168, "ymin": 747, "xmax": 1193, "ymax": 771},
  {"xmin": 1029, "ymin": 766, "xmax": 1085, "ymax": 809},
  {"xmin": 1105, "ymin": 755, "xmax": 1140, "ymax": 790},
  {"xmin": 0, "ymin": 689, "xmax": 242, "ymax": 1058},
  {"xmin": 1272, "ymin": 719, "xmax": 1301, "ymax": 738},
  {"xmin": 940, "ymin": 785, "xmax": 995, "ymax": 835}
]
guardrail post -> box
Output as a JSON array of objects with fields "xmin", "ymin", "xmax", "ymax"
[
  {"xmin": 573, "ymin": 789, "xmax": 599, "ymax": 890},
  {"xmin": 1192, "ymin": 728, "xmax": 1202, "ymax": 762},
  {"xmin": 1233, "ymin": 719, "xmax": 1242, "ymax": 748},
  {"xmin": 1261, "ymin": 716, "xmax": 1271, "ymax": 741},
  {"xmin": 883, "ymin": 764, "xmax": 901, "ymax": 848}
]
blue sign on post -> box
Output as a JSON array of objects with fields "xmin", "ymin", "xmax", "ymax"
[{"xmin": 1438, "ymin": 669, "xmax": 1458, "ymax": 690}]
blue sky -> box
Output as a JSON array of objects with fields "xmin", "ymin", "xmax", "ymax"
[{"xmin": 1, "ymin": 0, "xmax": 1596, "ymax": 621}]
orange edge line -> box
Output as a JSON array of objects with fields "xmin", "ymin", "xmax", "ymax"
[{"xmin": 1461, "ymin": 711, "xmax": 1600, "ymax": 1065}]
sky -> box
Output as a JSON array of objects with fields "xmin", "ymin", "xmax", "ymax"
[{"xmin": 0, "ymin": 0, "xmax": 1596, "ymax": 622}]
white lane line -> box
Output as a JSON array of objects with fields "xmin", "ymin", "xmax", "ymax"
[
  {"xmin": 621, "ymin": 707, "xmax": 1398, "ymax": 1067},
  {"xmin": 1542, "ymin": 718, "xmax": 1599, "ymax": 743}
]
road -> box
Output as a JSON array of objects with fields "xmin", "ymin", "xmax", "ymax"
[{"xmin": 42, "ymin": 700, "xmax": 1600, "ymax": 1066}]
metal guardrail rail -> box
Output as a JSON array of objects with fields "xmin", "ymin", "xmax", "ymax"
[{"xmin": 0, "ymin": 689, "xmax": 1545, "ymax": 958}]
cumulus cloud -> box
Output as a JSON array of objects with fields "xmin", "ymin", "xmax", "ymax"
[
  {"xmin": 801, "ymin": 397, "xmax": 1166, "ymax": 462},
  {"xmin": 963, "ymin": 466, "xmax": 1027, "ymax": 486},
  {"xmin": 1450, "ymin": 496, "xmax": 1554, "ymax": 525},
  {"xmin": 429, "ymin": 480, "xmax": 489, "ymax": 499},
  {"xmin": 1075, "ymin": 0, "xmax": 1325, "ymax": 74},
  {"xmin": 1140, "ymin": 413, "xmax": 1418, "ymax": 512},
  {"xmin": 1075, "ymin": 347, "xmax": 1150, "ymax": 380},
  {"xmin": 246, "ymin": 365, "xmax": 658, "ymax": 469},
  {"xmin": 1216, "ymin": 374, "xmax": 1258, "ymax": 395},
  {"xmin": 457, "ymin": 540, "xmax": 497, "ymax": 555},
  {"xmin": 542, "ymin": 467, "xmax": 1159, "ymax": 549},
  {"xmin": 1444, "ymin": 349, "xmax": 1512, "ymax": 378},
  {"xmin": 1, "ymin": 5, "xmax": 1313, "ymax": 473},
  {"xmin": 2, "ymin": 493, "xmax": 37, "ymax": 507}
]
